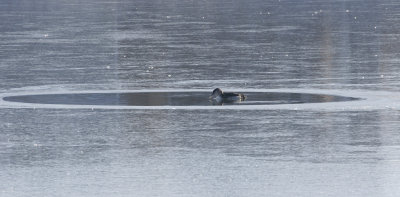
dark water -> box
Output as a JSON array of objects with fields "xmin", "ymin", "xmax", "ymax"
[
  {"xmin": 1, "ymin": 0, "xmax": 400, "ymax": 196},
  {"xmin": 3, "ymin": 91, "xmax": 359, "ymax": 106}
]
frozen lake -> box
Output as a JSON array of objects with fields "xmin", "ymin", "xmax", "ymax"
[{"xmin": 1, "ymin": 0, "xmax": 400, "ymax": 196}]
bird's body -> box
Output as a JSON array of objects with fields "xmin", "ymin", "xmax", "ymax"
[{"xmin": 210, "ymin": 88, "xmax": 245, "ymax": 104}]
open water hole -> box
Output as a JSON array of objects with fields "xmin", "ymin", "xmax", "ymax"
[{"xmin": 2, "ymin": 91, "xmax": 359, "ymax": 106}]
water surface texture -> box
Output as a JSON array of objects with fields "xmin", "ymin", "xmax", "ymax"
[
  {"xmin": 2, "ymin": 91, "xmax": 359, "ymax": 106},
  {"xmin": 1, "ymin": 0, "xmax": 400, "ymax": 196}
]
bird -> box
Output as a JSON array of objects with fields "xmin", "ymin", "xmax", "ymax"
[{"xmin": 209, "ymin": 88, "xmax": 245, "ymax": 104}]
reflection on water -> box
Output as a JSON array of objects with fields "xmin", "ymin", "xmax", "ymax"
[{"xmin": 3, "ymin": 91, "xmax": 359, "ymax": 106}]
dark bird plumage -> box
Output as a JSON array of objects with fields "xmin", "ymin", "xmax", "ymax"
[{"xmin": 210, "ymin": 88, "xmax": 245, "ymax": 104}]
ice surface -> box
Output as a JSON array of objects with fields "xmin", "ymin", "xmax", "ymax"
[{"xmin": 1, "ymin": 0, "xmax": 400, "ymax": 196}]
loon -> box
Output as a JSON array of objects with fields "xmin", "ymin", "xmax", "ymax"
[{"xmin": 210, "ymin": 88, "xmax": 246, "ymax": 104}]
